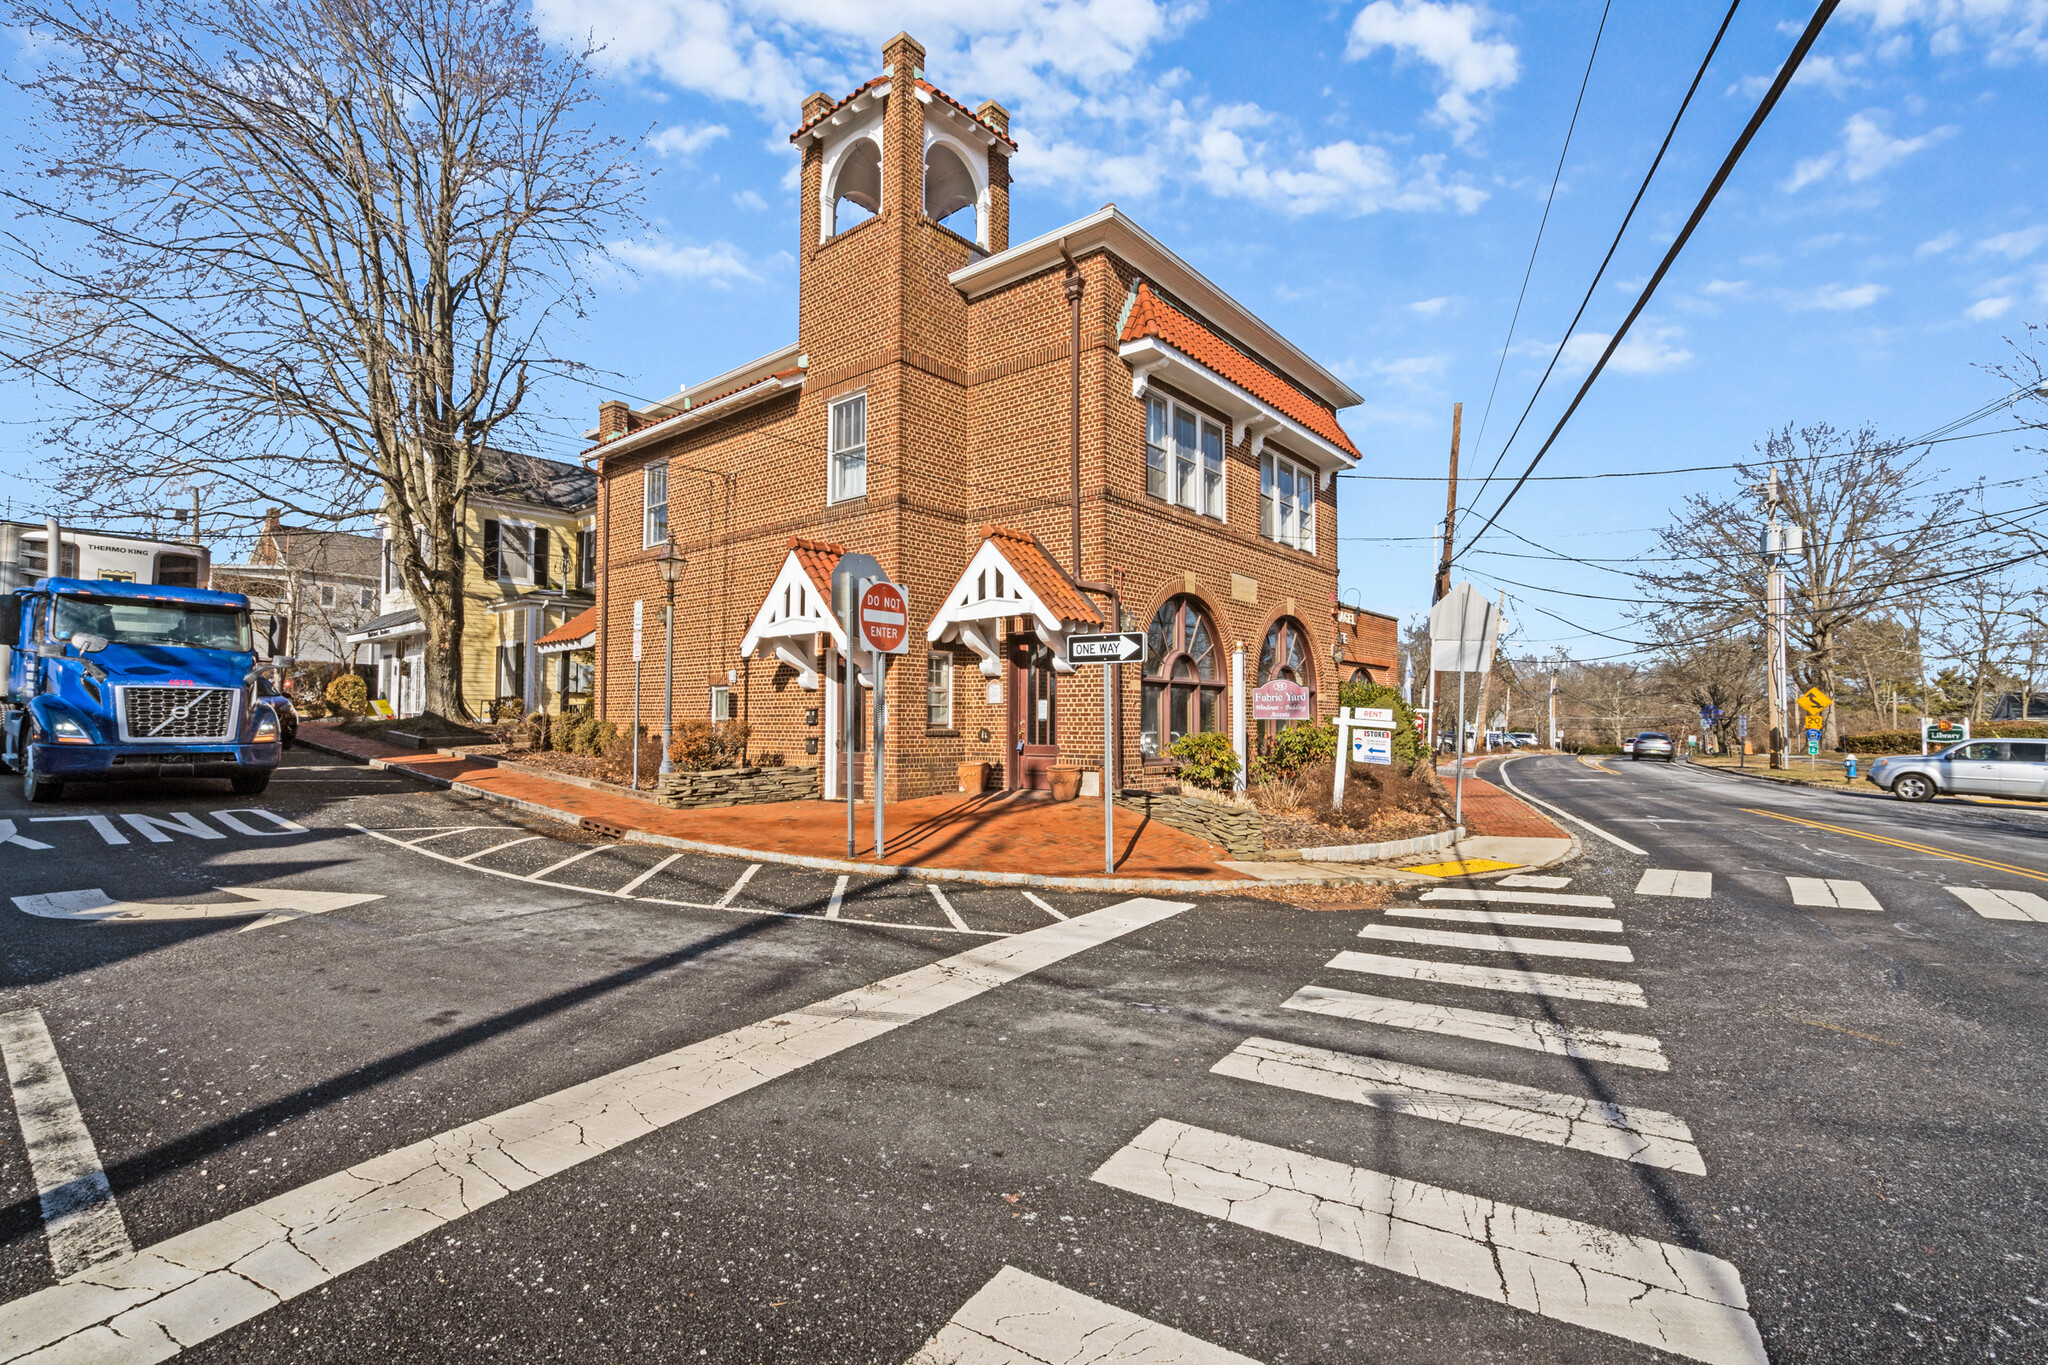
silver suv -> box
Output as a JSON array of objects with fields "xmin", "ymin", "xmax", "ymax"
[
  {"xmin": 1869, "ymin": 740, "xmax": 2048, "ymax": 801},
  {"xmin": 1631, "ymin": 731, "xmax": 1675, "ymax": 762}
]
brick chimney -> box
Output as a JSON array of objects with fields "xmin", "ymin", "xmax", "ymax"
[{"xmin": 597, "ymin": 399, "xmax": 631, "ymax": 443}]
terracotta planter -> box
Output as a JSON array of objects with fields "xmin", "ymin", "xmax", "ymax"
[
  {"xmin": 957, "ymin": 760, "xmax": 989, "ymax": 794},
  {"xmin": 1048, "ymin": 765, "xmax": 1082, "ymax": 801}
]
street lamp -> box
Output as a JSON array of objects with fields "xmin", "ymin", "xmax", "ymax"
[{"xmin": 655, "ymin": 538, "xmax": 687, "ymax": 776}]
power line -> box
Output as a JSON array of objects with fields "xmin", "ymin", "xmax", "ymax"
[
  {"xmin": 1452, "ymin": 0, "xmax": 1844, "ymax": 565},
  {"xmin": 1464, "ymin": 0, "xmax": 1743, "ymax": 519}
]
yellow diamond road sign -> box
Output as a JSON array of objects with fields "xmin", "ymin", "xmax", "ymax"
[{"xmin": 1800, "ymin": 686, "xmax": 1832, "ymax": 712}]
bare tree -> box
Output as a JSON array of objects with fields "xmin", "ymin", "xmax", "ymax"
[
  {"xmin": 1635, "ymin": 424, "xmax": 1967, "ymax": 749},
  {"xmin": 1838, "ymin": 614, "xmax": 1921, "ymax": 730},
  {"xmin": 1650, "ymin": 630, "xmax": 1763, "ymax": 753},
  {"xmin": 1564, "ymin": 662, "xmax": 1648, "ymax": 747},
  {"xmin": 1, "ymin": 0, "xmax": 641, "ymax": 717},
  {"xmin": 1932, "ymin": 563, "xmax": 2028, "ymax": 721}
]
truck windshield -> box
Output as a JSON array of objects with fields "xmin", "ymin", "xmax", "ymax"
[{"xmin": 53, "ymin": 595, "xmax": 252, "ymax": 651}]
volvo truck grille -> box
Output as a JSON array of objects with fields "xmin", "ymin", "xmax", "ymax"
[{"xmin": 119, "ymin": 687, "xmax": 236, "ymax": 742}]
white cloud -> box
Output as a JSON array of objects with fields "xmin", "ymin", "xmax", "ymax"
[
  {"xmin": 732, "ymin": 189, "xmax": 769, "ymax": 211},
  {"xmin": 1978, "ymin": 225, "xmax": 2047, "ymax": 259},
  {"xmin": 1345, "ymin": 0, "xmax": 1520, "ymax": 144},
  {"xmin": 1558, "ymin": 326, "xmax": 1691, "ymax": 375},
  {"xmin": 1795, "ymin": 282, "xmax": 1888, "ymax": 311},
  {"xmin": 1966, "ymin": 296, "xmax": 2014, "ymax": 320},
  {"xmin": 1372, "ymin": 355, "xmax": 1445, "ymax": 383},
  {"xmin": 1916, "ymin": 229, "xmax": 1960, "ymax": 256},
  {"xmin": 1409, "ymin": 296, "xmax": 1451, "ymax": 316},
  {"xmin": 595, "ymin": 236, "xmax": 760, "ymax": 286},
  {"xmin": 1700, "ymin": 279, "xmax": 1749, "ymax": 297},
  {"xmin": 1783, "ymin": 110, "xmax": 1954, "ymax": 192},
  {"xmin": 1841, "ymin": 0, "xmax": 2048, "ymax": 63},
  {"xmin": 647, "ymin": 122, "xmax": 729, "ymax": 157}
]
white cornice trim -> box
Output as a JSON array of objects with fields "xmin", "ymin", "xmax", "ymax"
[
  {"xmin": 1121, "ymin": 336, "xmax": 1358, "ymax": 476},
  {"xmin": 790, "ymin": 81, "xmax": 892, "ymax": 148},
  {"xmin": 586, "ymin": 371, "xmax": 804, "ymax": 465},
  {"xmin": 949, "ymin": 207, "xmax": 1364, "ymax": 411}
]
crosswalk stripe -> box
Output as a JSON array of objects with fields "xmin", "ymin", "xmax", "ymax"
[
  {"xmin": 1637, "ymin": 869, "xmax": 1713, "ymax": 899},
  {"xmin": 904, "ymin": 1265, "xmax": 1261, "ymax": 1364},
  {"xmin": 1214, "ymin": 1037, "xmax": 1705, "ymax": 1174},
  {"xmin": 1498, "ymin": 874, "xmax": 1571, "ymax": 888},
  {"xmin": 1021, "ymin": 891, "xmax": 1068, "ymax": 921},
  {"xmin": 1359, "ymin": 924, "xmax": 1634, "ymax": 963},
  {"xmin": 0, "ymin": 898, "xmax": 1197, "ymax": 1365},
  {"xmin": 1786, "ymin": 877, "xmax": 1881, "ymax": 911},
  {"xmin": 1092, "ymin": 1120, "xmax": 1764, "ymax": 1365},
  {"xmin": 1946, "ymin": 886, "xmax": 2048, "ymax": 922},
  {"xmin": 825, "ymin": 874, "xmax": 848, "ymax": 919},
  {"xmin": 1327, "ymin": 950, "xmax": 1647, "ymax": 1007},
  {"xmin": 1387, "ymin": 905, "xmax": 1624, "ymax": 934},
  {"xmin": 1422, "ymin": 888, "xmax": 1616, "ymax": 910},
  {"xmin": 1285, "ymin": 985, "xmax": 1668, "ymax": 1070},
  {"xmin": 0, "ymin": 1009, "xmax": 133, "ymax": 1278}
]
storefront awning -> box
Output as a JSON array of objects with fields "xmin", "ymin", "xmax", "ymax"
[
  {"xmin": 343, "ymin": 608, "xmax": 422, "ymax": 645},
  {"xmin": 536, "ymin": 605, "xmax": 597, "ymax": 655},
  {"xmin": 738, "ymin": 537, "xmax": 851, "ymax": 689},
  {"xmin": 926, "ymin": 526, "xmax": 1103, "ymax": 676}
]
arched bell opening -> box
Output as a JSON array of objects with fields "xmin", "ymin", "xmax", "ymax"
[
  {"xmin": 827, "ymin": 138, "xmax": 882, "ymax": 237},
  {"xmin": 922, "ymin": 141, "xmax": 980, "ymax": 242}
]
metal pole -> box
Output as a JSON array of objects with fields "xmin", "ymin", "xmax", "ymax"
[
  {"xmin": 1455, "ymin": 670, "xmax": 1467, "ymax": 826},
  {"xmin": 658, "ymin": 589, "xmax": 675, "ymax": 777},
  {"xmin": 1103, "ymin": 662, "xmax": 1114, "ymax": 874},
  {"xmin": 872, "ymin": 642, "xmax": 886, "ymax": 860},
  {"xmin": 632, "ymin": 654, "xmax": 642, "ymax": 790}
]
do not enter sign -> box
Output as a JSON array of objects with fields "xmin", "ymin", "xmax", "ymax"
[{"xmin": 859, "ymin": 581, "xmax": 910, "ymax": 654}]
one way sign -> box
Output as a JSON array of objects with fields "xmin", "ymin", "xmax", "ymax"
[{"xmin": 1066, "ymin": 632, "xmax": 1144, "ymax": 664}]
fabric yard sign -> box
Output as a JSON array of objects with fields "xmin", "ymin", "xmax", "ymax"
[{"xmin": 1251, "ymin": 678, "xmax": 1311, "ymax": 721}]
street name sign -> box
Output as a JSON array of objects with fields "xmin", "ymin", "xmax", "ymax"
[
  {"xmin": 859, "ymin": 581, "xmax": 910, "ymax": 655},
  {"xmin": 1066, "ymin": 632, "xmax": 1143, "ymax": 664}
]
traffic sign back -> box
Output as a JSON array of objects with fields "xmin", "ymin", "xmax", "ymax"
[
  {"xmin": 1066, "ymin": 632, "xmax": 1142, "ymax": 664},
  {"xmin": 859, "ymin": 581, "xmax": 909, "ymax": 654}
]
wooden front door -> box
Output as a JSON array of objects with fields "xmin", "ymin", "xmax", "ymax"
[{"xmin": 1009, "ymin": 635, "xmax": 1058, "ymax": 790}]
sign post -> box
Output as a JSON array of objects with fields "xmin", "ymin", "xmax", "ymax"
[
  {"xmin": 859, "ymin": 578, "xmax": 910, "ymax": 859},
  {"xmin": 631, "ymin": 601, "xmax": 644, "ymax": 791},
  {"xmin": 1331, "ymin": 706, "xmax": 1395, "ymax": 806},
  {"xmin": 1067, "ymin": 631, "xmax": 1143, "ymax": 874},
  {"xmin": 1921, "ymin": 717, "xmax": 1968, "ymax": 753},
  {"xmin": 831, "ymin": 553, "xmax": 888, "ymax": 858},
  {"xmin": 1430, "ymin": 582, "xmax": 1501, "ymax": 825}
]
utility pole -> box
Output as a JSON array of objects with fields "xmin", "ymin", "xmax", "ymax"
[
  {"xmin": 1759, "ymin": 468, "xmax": 1801, "ymax": 770},
  {"xmin": 1427, "ymin": 402, "xmax": 1461, "ymax": 752},
  {"xmin": 1547, "ymin": 646, "xmax": 1564, "ymax": 749}
]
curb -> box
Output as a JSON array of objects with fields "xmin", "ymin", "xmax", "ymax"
[
  {"xmin": 1279, "ymin": 826, "xmax": 1465, "ymax": 864},
  {"xmin": 296, "ymin": 731, "xmax": 1390, "ymax": 894}
]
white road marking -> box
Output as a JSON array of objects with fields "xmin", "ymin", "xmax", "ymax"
[
  {"xmin": 1786, "ymin": 877, "xmax": 1882, "ymax": 911},
  {"xmin": 28, "ymin": 816, "xmax": 129, "ymax": 846},
  {"xmin": 0, "ymin": 821, "xmax": 54, "ymax": 851},
  {"xmin": 826, "ymin": 875, "xmax": 848, "ymax": 919},
  {"xmin": 613, "ymin": 853, "xmax": 682, "ymax": 897},
  {"xmin": 0, "ymin": 1009, "xmax": 133, "ymax": 1278},
  {"xmin": 1022, "ymin": 891, "xmax": 1068, "ymax": 921},
  {"xmin": 1213, "ymin": 1037, "xmax": 1704, "ymax": 1174},
  {"xmin": 1286, "ymin": 985, "xmax": 1668, "ymax": 1070},
  {"xmin": 904, "ymin": 1264, "xmax": 1260, "ymax": 1365},
  {"xmin": 927, "ymin": 884, "xmax": 970, "ymax": 932},
  {"xmin": 453, "ymin": 836, "xmax": 543, "ymax": 865},
  {"xmin": 1358, "ymin": 924, "xmax": 1634, "ymax": 963},
  {"xmin": 1388, "ymin": 906, "xmax": 1624, "ymax": 934},
  {"xmin": 1092, "ymin": 1121, "xmax": 1763, "ymax": 1365},
  {"xmin": 1496, "ymin": 758, "xmax": 1649, "ymax": 855},
  {"xmin": 403, "ymin": 827, "xmax": 495, "ymax": 845},
  {"xmin": 13, "ymin": 887, "xmax": 384, "ymax": 932},
  {"xmin": 1498, "ymin": 874, "xmax": 1570, "ymax": 888},
  {"xmin": 1946, "ymin": 886, "xmax": 2048, "ymax": 922},
  {"xmin": 0, "ymin": 898, "xmax": 1195, "ymax": 1364},
  {"xmin": 1327, "ymin": 950, "xmax": 1646, "ymax": 1008},
  {"xmin": 1637, "ymin": 870, "xmax": 1713, "ymax": 899},
  {"xmin": 714, "ymin": 863, "xmax": 762, "ymax": 909},
  {"xmin": 119, "ymin": 814, "xmax": 223, "ymax": 844},
  {"xmin": 527, "ymin": 845, "xmax": 615, "ymax": 880},
  {"xmin": 1421, "ymin": 888, "xmax": 1616, "ymax": 910}
]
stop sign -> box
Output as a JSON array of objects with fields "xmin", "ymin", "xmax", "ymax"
[{"xmin": 859, "ymin": 581, "xmax": 909, "ymax": 654}]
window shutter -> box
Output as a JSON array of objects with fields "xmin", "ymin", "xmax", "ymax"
[
  {"xmin": 483, "ymin": 520, "xmax": 501, "ymax": 580},
  {"xmin": 534, "ymin": 528, "xmax": 551, "ymax": 587}
]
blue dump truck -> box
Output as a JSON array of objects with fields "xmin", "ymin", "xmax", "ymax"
[{"xmin": 1, "ymin": 577, "xmax": 283, "ymax": 802}]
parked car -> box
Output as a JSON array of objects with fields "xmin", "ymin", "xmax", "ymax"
[
  {"xmin": 1510, "ymin": 732, "xmax": 1540, "ymax": 748},
  {"xmin": 1631, "ymin": 731, "xmax": 1676, "ymax": 762},
  {"xmin": 1620, "ymin": 736, "xmax": 1636, "ymax": 757},
  {"xmin": 1868, "ymin": 740, "xmax": 2048, "ymax": 801},
  {"xmin": 255, "ymin": 675, "xmax": 299, "ymax": 749}
]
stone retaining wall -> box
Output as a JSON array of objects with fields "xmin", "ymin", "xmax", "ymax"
[
  {"xmin": 1114, "ymin": 789, "xmax": 1266, "ymax": 860},
  {"xmin": 658, "ymin": 765, "xmax": 820, "ymax": 808}
]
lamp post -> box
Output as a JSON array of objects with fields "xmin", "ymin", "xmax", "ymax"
[{"xmin": 654, "ymin": 538, "xmax": 686, "ymax": 776}]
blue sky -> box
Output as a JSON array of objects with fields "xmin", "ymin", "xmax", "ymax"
[{"xmin": 6, "ymin": 0, "xmax": 2046, "ymax": 659}]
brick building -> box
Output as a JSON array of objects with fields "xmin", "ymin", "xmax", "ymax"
[{"xmin": 587, "ymin": 32, "xmax": 1384, "ymax": 800}]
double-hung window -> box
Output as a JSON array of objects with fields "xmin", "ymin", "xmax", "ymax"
[
  {"xmin": 643, "ymin": 461, "xmax": 669, "ymax": 547},
  {"xmin": 485, "ymin": 520, "xmax": 534, "ymax": 582},
  {"xmin": 709, "ymin": 685, "xmax": 732, "ymax": 723},
  {"xmin": 1145, "ymin": 396, "xmax": 1225, "ymax": 519},
  {"xmin": 1259, "ymin": 452, "xmax": 1315, "ymax": 552},
  {"xmin": 577, "ymin": 528, "xmax": 597, "ymax": 587},
  {"xmin": 830, "ymin": 393, "xmax": 867, "ymax": 502},
  {"xmin": 927, "ymin": 651, "xmax": 953, "ymax": 728}
]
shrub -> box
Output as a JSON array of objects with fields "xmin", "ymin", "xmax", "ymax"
[
  {"xmin": 1253, "ymin": 720, "xmax": 1337, "ymax": 783},
  {"xmin": 669, "ymin": 719, "xmax": 751, "ymax": 770},
  {"xmin": 1168, "ymin": 730, "xmax": 1239, "ymax": 790},
  {"xmin": 490, "ymin": 697, "xmax": 525, "ymax": 723},
  {"xmin": 757, "ymin": 751, "xmax": 786, "ymax": 768},
  {"xmin": 324, "ymin": 671, "xmax": 369, "ymax": 716},
  {"xmin": 1337, "ymin": 679, "xmax": 1424, "ymax": 767},
  {"xmin": 525, "ymin": 710, "xmax": 553, "ymax": 751},
  {"xmin": 599, "ymin": 723, "xmax": 663, "ymax": 788},
  {"xmin": 1840, "ymin": 721, "xmax": 2048, "ymax": 756}
]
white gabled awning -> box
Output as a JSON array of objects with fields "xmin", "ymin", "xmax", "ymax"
[
  {"xmin": 926, "ymin": 527, "xmax": 1103, "ymax": 676},
  {"xmin": 739, "ymin": 539, "xmax": 853, "ymax": 690}
]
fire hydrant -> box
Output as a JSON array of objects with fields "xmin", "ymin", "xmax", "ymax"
[{"xmin": 1844, "ymin": 752, "xmax": 1858, "ymax": 782}]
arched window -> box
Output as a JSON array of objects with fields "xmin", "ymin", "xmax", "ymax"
[
  {"xmin": 1140, "ymin": 595, "xmax": 1223, "ymax": 759},
  {"xmin": 923, "ymin": 142, "xmax": 979, "ymax": 241},
  {"xmin": 827, "ymin": 139, "xmax": 881, "ymax": 237},
  {"xmin": 1256, "ymin": 616, "xmax": 1317, "ymax": 741}
]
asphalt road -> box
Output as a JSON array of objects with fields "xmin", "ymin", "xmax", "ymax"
[{"xmin": 0, "ymin": 749, "xmax": 2041, "ymax": 1363}]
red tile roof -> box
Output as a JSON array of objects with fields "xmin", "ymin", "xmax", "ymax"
[
  {"xmin": 788, "ymin": 536, "xmax": 846, "ymax": 599},
  {"xmin": 536, "ymin": 605, "xmax": 597, "ymax": 649},
  {"xmin": 916, "ymin": 80, "xmax": 1018, "ymax": 149},
  {"xmin": 1120, "ymin": 282, "xmax": 1360, "ymax": 459},
  {"xmin": 788, "ymin": 74, "xmax": 1016, "ymax": 150},
  {"xmin": 982, "ymin": 526, "xmax": 1103, "ymax": 626},
  {"xmin": 584, "ymin": 368, "xmax": 804, "ymax": 458},
  {"xmin": 790, "ymin": 76, "xmax": 887, "ymax": 144}
]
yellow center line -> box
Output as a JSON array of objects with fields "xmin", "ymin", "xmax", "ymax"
[{"xmin": 1741, "ymin": 807, "xmax": 2048, "ymax": 883}]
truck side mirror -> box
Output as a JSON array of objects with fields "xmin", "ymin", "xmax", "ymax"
[{"xmin": 69, "ymin": 632, "xmax": 109, "ymax": 654}]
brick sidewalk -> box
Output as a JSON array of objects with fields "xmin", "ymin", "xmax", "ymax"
[
  {"xmin": 304, "ymin": 727, "xmax": 1247, "ymax": 881},
  {"xmin": 1447, "ymin": 773, "xmax": 1566, "ymax": 839}
]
